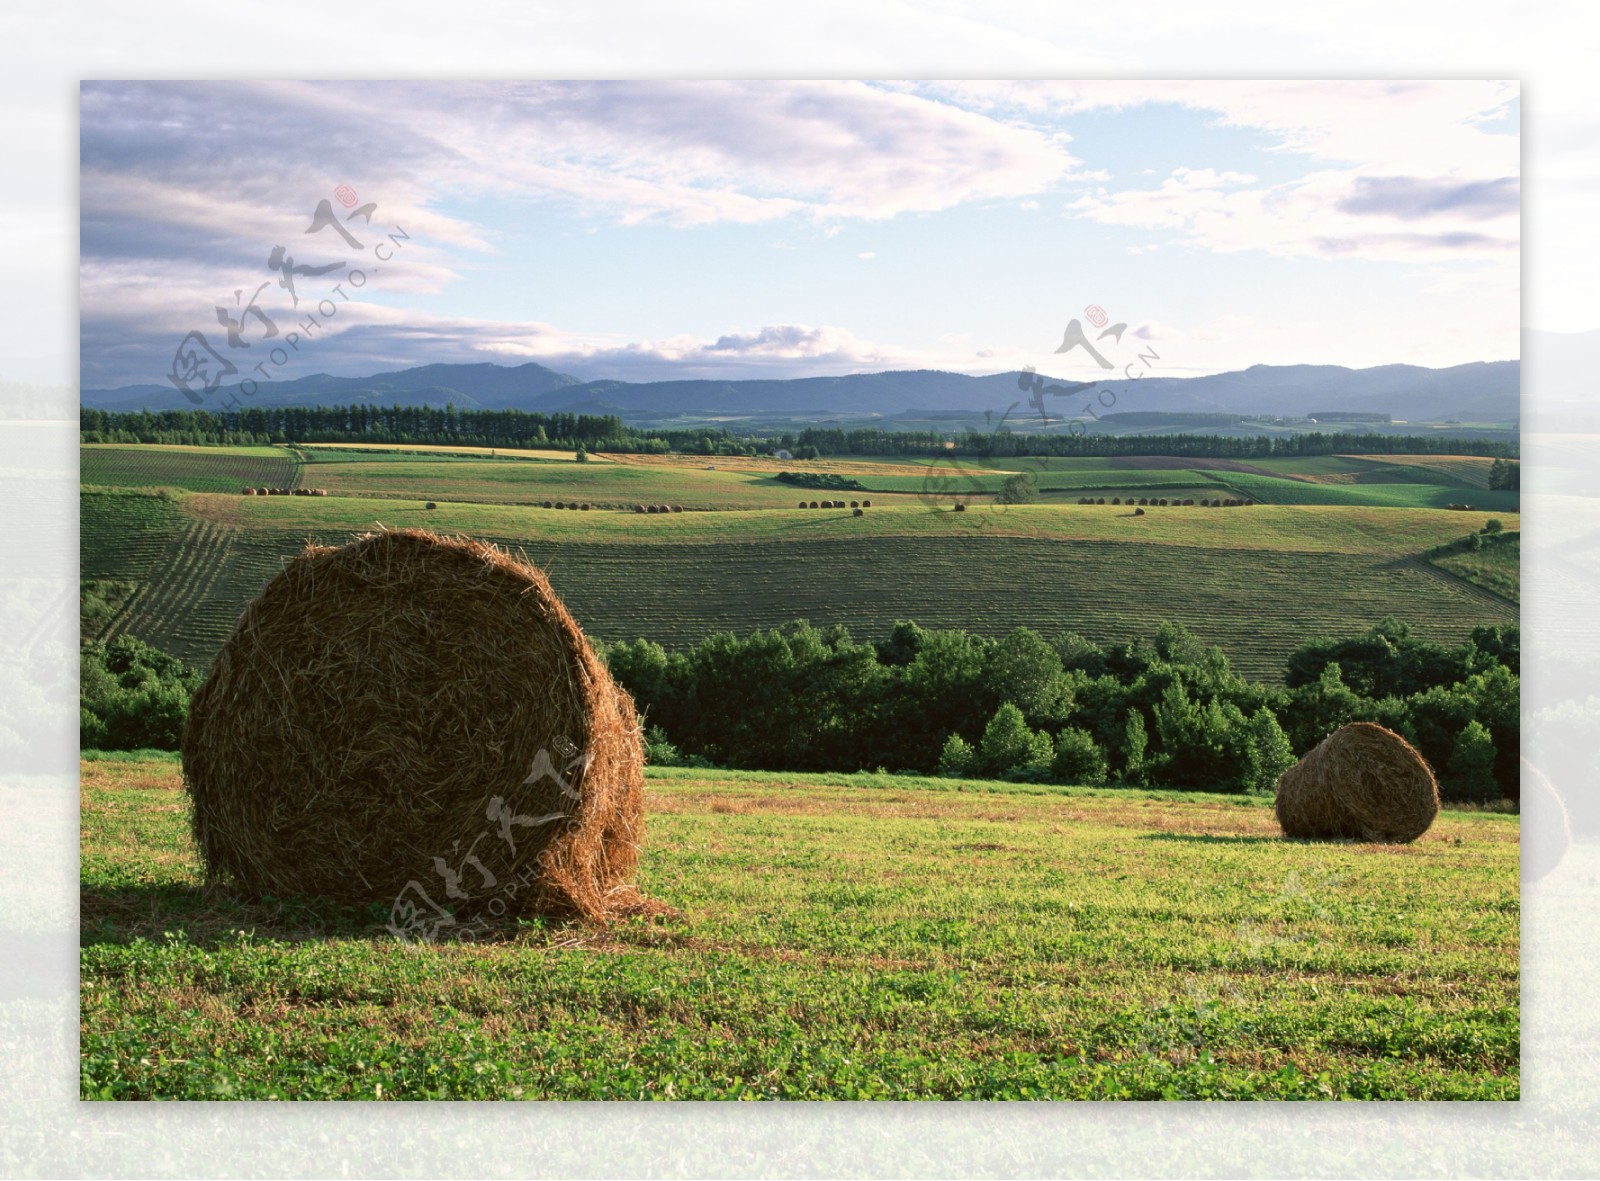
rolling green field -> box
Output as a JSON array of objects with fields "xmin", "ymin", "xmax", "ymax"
[
  {"xmin": 82, "ymin": 444, "xmax": 300, "ymax": 493},
  {"xmin": 1192, "ymin": 471, "xmax": 1521, "ymax": 512},
  {"xmin": 80, "ymin": 754, "xmax": 1519, "ymax": 1101},
  {"xmin": 80, "ymin": 485, "xmax": 1518, "ymax": 680},
  {"xmin": 1429, "ymin": 533, "xmax": 1521, "ymax": 603},
  {"xmin": 300, "ymin": 448, "xmax": 836, "ymax": 510}
]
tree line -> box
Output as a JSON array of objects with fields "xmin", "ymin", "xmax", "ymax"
[
  {"xmin": 81, "ymin": 405, "xmax": 1518, "ymax": 460},
  {"xmin": 81, "ymin": 617, "xmax": 1519, "ymax": 803},
  {"xmin": 603, "ymin": 616, "xmax": 1518, "ymax": 802}
]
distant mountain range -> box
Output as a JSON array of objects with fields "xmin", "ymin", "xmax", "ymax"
[{"xmin": 81, "ymin": 358, "xmax": 1520, "ymax": 426}]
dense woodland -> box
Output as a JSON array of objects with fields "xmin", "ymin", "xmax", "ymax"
[
  {"xmin": 83, "ymin": 618, "xmax": 1519, "ymax": 803},
  {"xmin": 80, "ymin": 405, "xmax": 1519, "ymax": 460}
]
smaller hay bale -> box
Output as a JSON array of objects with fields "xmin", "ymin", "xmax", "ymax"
[
  {"xmin": 799, "ymin": 501, "xmax": 809, "ymax": 509},
  {"xmin": 256, "ymin": 487, "xmax": 269, "ymax": 496},
  {"xmin": 1111, "ymin": 497, "xmax": 1121, "ymax": 506},
  {"xmin": 242, "ymin": 487, "xmax": 256, "ymax": 495},
  {"xmin": 809, "ymin": 501, "xmax": 820, "ymax": 509},
  {"xmin": 634, "ymin": 504, "xmax": 648, "ymax": 513},
  {"xmin": 580, "ymin": 503, "xmax": 591, "ymax": 511},
  {"xmin": 1134, "ymin": 507, "xmax": 1145, "ymax": 516},
  {"xmin": 852, "ymin": 507, "xmax": 864, "ymax": 517},
  {"xmin": 646, "ymin": 504, "xmax": 659, "ymax": 514},
  {"xmin": 1095, "ymin": 497, "xmax": 1105, "ymax": 505},
  {"xmin": 861, "ymin": 500, "xmax": 870, "ymax": 508},
  {"xmin": 953, "ymin": 502, "xmax": 967, "ymax": 512},
  {"xmin": 670, "ymin": 505, "xmax": 682, "ymax": 513},
  {"xmin": 424, "ymin": 501, "xmax": 438, "ymax": 510},
  {"xmin": 1275, "ymin": 722, "xmax": 1439, "ymax": 843},
  {"xmin": 850, "ymin": 500, "xmax": 859, "ymax": 508}
]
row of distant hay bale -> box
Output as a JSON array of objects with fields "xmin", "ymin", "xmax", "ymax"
[
  {"xmin": 634, "ymin": 504, "xmax": 684, "ymax": 514},
  {"xmin": 542, "ymin": 501, "xmax": 593, "ymax": 511},
  {"xmin": 243, "ymin": 486, "xmax": 327, "ymax": 497},
  {"xmin": 798, "ymin": 499, "xmax": 870, "ymax": 509},
  {"xmin": 1076, "ymin": 496, "xmax": 1252, "ymax": 507}
]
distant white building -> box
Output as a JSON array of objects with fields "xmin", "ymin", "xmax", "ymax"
[{"xmin": 773, "ymin": 449, "xmax": 793, "ymax": 460}]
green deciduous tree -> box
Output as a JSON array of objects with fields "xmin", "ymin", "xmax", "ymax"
[{"xmin": 1052, "ymin": 726, "xmax": 1108, "ymax": 785}]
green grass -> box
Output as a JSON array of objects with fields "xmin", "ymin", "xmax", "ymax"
[
  {"xmin": 79, "ymin": 756, "xmax": 1519, "ymax": 1101},
  {"xmin": 80, "ymin": 492, "xmax": 1518, "ymax": 680},
  {"xmin": 1428, "ymin": 532, "xmax": 1520, "ymax": 604},
  {"xmin": 859, "ymin": 468, "xmax": 1222, "ymax": 494},
  {"xmin": 300, "ymin": 453, "xmax": 891, "ymax": 510},
  {"xmin": 181, "ymin": 491, "xmax": 1520, "ymax": 554},
  {"xmin": 1195, "ymin": 471, "xmax": 1521, "ymax": 512},
  {"xmin": 81, "ymin": 444, "xmax": 299, "ymax": 493}
]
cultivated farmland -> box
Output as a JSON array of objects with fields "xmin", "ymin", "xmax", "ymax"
[
  {"xmin": 81, "ymin": 444, "xmax": 299, "ymax": 493},
  {"xmin": 80, "ymin": 479, "xmax": 1519, "ymax": 679}
]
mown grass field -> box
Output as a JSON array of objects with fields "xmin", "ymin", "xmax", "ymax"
[
  {"xmin": 1429, "ymin": 532, "xmax": 1521, "ymax": 603},
  {"xmin": 86, "ymin": 444, "xmax": 1520, "ymax": 513},
  {"xmin": 80, "ymin": 486, "xmax": 1519, "ymax": 679},
  {"xmin": 80, "ymin": 754, "xmax": 1519, "ymax": 1101},
  {"xmin": 299, "ymin": 448, "xmax": 839, "ymax": 510},
  {"xmin": 1191, "ymin": 470, "xmax": 1521, "ymax": 512},
  {"xmin": 82, "ymin": 444, "xmax": 299, "ymax": 493}
]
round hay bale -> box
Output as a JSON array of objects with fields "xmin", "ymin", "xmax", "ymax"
[
  {"xmin": 1520, "ymin": 757, "xmax": 1571, "ymax": 883},
  {"xmin": 580, "ymin": 503, "xmax": 591, "ymax": 511},
  {"xmin": 1274, "ymin": 722, "xmax": 1439, "ymax": 843},
  {"xmin": 850, "ymin": 500, "xmax": 859, "ymax": 508},
  {"xmin": 798, "ymin": 501, "xmax": 808, "ymax": 509},
  {"xmin": 424, "ymin": 501, "xmax": 438, "ymax": 510},
  {"xmin": 1112, "ymin": 497, "xmax": 1121, "ymax": 506},
  {"xmin": 634, "ymin": 504, "xmax": 648, "ymax": 513},
  {"xmin": 852, "ymin": 507, "xmax": 864, "ymax": 517},
  {"xmin": 861, "ymin": 500, "xmax": 870, "ymax": 508},
  {"xmin": 180, "ymin": 529, "xmax": 652, "ymax": 924},
  {"xmin": 256, "ymin": 487, "xmax": 269, "ymax": 496},
  {"xmin": 670, "ymin": 505, "xmax": 682, "ymax": 513},
  {"xmin": 646, "ymin": 504, "xmax": 659, "ymax": 514},
  {"xmin": 1134, "ymin": 507, "xmax": 1145, "ymax": 516},
  {"xmin": 953, "ymin": 502, "xmax": 967, "ymax": 512},
  {"xmin": 809, "ymin": 501, "xmax": 820, "ymax": 509},
  {"xmin": 242, "ymin": 486, "xmax": 256, "ymax": 496}
]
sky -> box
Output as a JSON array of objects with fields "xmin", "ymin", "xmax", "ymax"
[{"xmin": 77, "ymin": 79, "xmax": 1520, "ymax": 391}]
